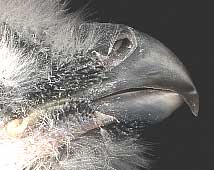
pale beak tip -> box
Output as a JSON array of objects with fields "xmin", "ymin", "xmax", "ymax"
[{"xmin": 184, "ymin": 91, "xmax": 199, "ymax": 117}]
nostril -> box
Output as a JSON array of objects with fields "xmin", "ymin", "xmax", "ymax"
[{"xmin": 111, "ymin": 38, "xmax": 133, "ymax": 56}]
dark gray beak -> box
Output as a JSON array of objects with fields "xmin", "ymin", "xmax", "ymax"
[{"xmin": 84, "ymin": 24, "xmax": 199, "ymax": 124}]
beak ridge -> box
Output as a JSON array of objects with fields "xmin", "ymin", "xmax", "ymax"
[{"xmin": 92, "ymin": 25, "xmax": 199, "ymax": 123}]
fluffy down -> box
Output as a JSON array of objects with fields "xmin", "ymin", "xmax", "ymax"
[{"xmin": 0, "ymin": 0, "xmax": 151, "ymax": 170}]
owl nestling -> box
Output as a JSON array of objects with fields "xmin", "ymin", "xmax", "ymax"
[{"xmin": 0, "ymin": 0, "xmax": 199, "ymax": 170}]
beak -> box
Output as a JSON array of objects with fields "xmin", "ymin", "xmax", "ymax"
[{"xmin": 93, "ymin": 26, "xmax": 199, "ymax": 124}]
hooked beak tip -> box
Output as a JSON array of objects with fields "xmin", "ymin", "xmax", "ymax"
[{"xmin": 183, "ymin": 90, "xmax": 199, "ymax": 116}]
